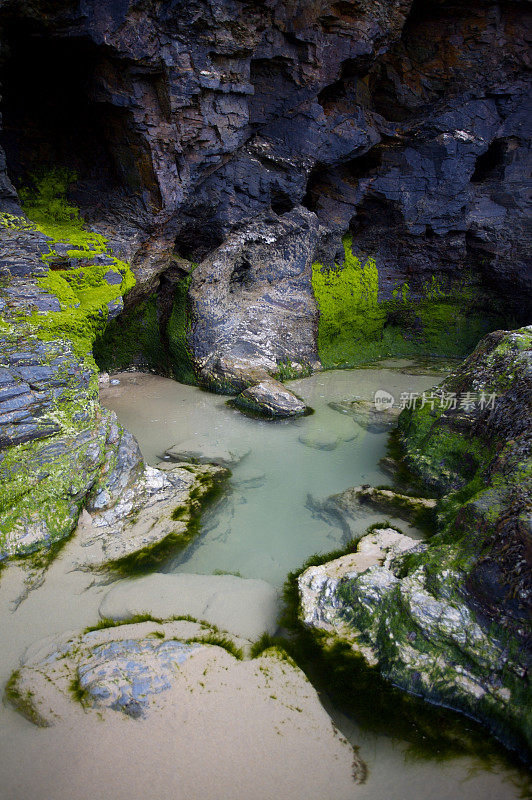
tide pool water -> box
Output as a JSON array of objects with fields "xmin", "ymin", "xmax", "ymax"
[{"xmin": 102, "ymin": 365, "xmax": 436, "ymax": 586}]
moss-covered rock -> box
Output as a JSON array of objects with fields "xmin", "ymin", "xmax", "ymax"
[
  {"xmin": 93, "ymin": 273, "xmax": 198, "ymax": 384},
  {"xmin": 297, "ymin": 327, "xmax": 532, "ymax": 764},
  {"xmin": 0, "ymin": 199, "xmax": 140, "ymax": 558}
]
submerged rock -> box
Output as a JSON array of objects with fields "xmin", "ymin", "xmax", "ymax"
[
  {"xmin": 354, "ymin": 485, "xmax": 436, "ymax": 524},
  {"xmin": 311, "ymin": 484, "xmax": 432, "ymax": 540},
  {"xmin": 100, "ymin": 572, "xmax": 280, "ymax": 641},
  {"xmin": 298, "ymin": 431, "xmax": 350, "ymax": 451},
  {"xmin": 232, "ymin": 378, "xmax": 309, "ymax": 419},
  {"xmin": 165, "ymin": 434, "xmax": 250, "ymax": 467},
  {"xmin": 329, "ymin": 399, "xmax": 402, "ymax": 433}
]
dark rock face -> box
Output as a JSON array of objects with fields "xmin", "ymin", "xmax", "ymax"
[
  {"xmin": 0, "ymin": 0, "xmax": 529, "ymax": 321},
  {"xmin": 188, "ymin": 206, "xmax": 320, "ymax": 390}
]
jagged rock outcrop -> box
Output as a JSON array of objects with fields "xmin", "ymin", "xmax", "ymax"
[
  {"xmin": 0, "ymin": 0, "xmax": 529, "ymax": 595},
  {"xmin": 297, "ymin": 327, "xmax": 532, "ymax": 762},
  {"xmin": 188, "ymin": 206, "xmax": 320, "ymax": 391},
  {"xmin": 0, "ymin": 0, "xmax": 529, "ymax": 316},
  {"xmin": 0, "ymin": 220, "xmax": 225, "ymax": 561}
]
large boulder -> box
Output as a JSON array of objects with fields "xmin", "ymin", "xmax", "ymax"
[{"xmin": 187, "ymin": 207, "xmax": 320, "ymax": 393}]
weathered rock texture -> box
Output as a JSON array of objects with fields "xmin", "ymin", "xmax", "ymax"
[
  {"xmin": 298, "ymin": 327, "xmax": 532, "ymax": 762},
  {"xmin": 0, "ymin": 0, "xmax": 530, "ymax": 327},
  {"xmin": 232, "ymin": 378, "xmax": 309, "ymax": 418},
  {"xmin": 0, "ymin": 220, "xmax": 225, "ymax": 560},
  {"xmin": 188, "ymin": 207, "xmax": 320, "ymax": 390},
  {"xmin": 0, "ymin": 0, "xmax": 529, "ymax": 680}
]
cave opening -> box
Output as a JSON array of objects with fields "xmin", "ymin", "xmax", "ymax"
[
  {"xmin": 0, "ymin": 20, "xmax": 128, "ymax": 216},
  {"xmin": 471, "ymin": 139, "xmax": 509, "ymax": 183},
  {"xmin": 270, "ymin": 187, "xmax": 294, "ymax": 215}
]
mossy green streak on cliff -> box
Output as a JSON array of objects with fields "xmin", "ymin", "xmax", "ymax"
[
  {"xmin": 15, "ymin": 169, "xmax": 136, "ymax": 355},
  {"xmin": 0, "ymin": 171, "xmax": 136, "ymax": 558},
  {"xmin": 166, "ymin": 273, "xmax": 197, "ymax": 385},
  {"xmin": 94, "ymin": 272, "xmax": 198, "ymax": 385},
  {"xmin": 93, "ymin": 294, "xmax": 165, "ymax": 373},
  {"xmin": 33, "ymin": 264, "xmax": 135, "ymax": 356},
  {"xmin": 312, "ymin": 236, "xmax": 505, "ymax": 368}
]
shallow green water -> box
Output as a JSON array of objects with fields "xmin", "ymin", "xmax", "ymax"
[{"xmin": 103, "ymin": 365, "xmax": 435, "ymax": 586}]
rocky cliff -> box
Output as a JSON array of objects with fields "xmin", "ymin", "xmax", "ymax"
[{"xmin": 0, "ymin": 0, "xmax": 530, "ymax": 326}]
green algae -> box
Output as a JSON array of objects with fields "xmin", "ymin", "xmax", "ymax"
[
  {"xmin": 94, "ymin": 272, "xmax": 198, "ymax": 384},
  {"xmin": 166, "ymin": 272, "xmax": 197, "ymax": 385},
  {"xmin": 4, "ymin": 670, "xmax": 48, "ymax": 727},
  {"xmin": 311, "ymin": 236, "xmax": 506, "ymax": 369},
  {"xmin": 0, "ymin": 169, "xmax": 136, "ymax": 557},
  {"xmin": 93, "ymin": 294, "xmax": 166, "ymax": 373},
  {"xmin": 273, "ymin": 359, "xmax": 313, "ymax": 382},
  {"xmin": 186, "ymin": 633, "xmax": 243, "ymax": 660}
]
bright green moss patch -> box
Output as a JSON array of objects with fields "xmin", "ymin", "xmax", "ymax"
[
  {"xmin": 19, "ymin": 168, "xmax": 105, "ymax": 250},
  {"xmin": 312, "ymin": 236, "xmax": 506, "ymax": 368},
  {"xmin": 33, "ymin": 264, "xmax": 134, "ymax": 357},
  {"xmin": 11, "ymin": 168, "xmax": 137, "ymax": 359}
]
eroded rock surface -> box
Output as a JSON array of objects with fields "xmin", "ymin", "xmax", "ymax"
[
  {"xmin": 5, "ymin": 620, "xmax": 360, "ymax": 799},
  {"xmin": 299, "ymin": 527, "xmax": 419, "ymax": 635},
  {"xmin": 76, "ymin": 460, "xmax": 227, "ymax": 569},
  {"xmin": 188, "ymin": 208, "xmax": 320, "ymax": 392}
]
